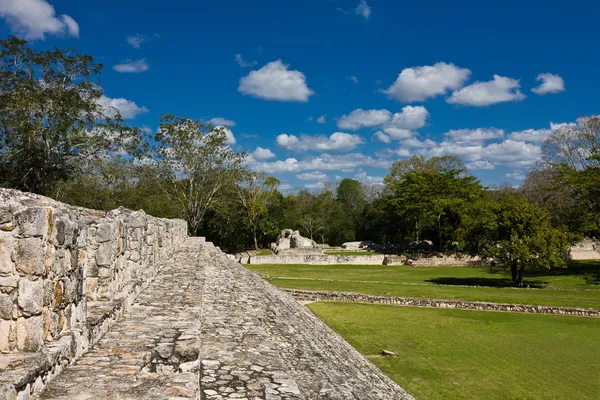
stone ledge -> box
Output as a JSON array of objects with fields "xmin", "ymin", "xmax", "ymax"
[{"xmin": 285, "ymin": 289, "xmax": 600, "ymax": 318}]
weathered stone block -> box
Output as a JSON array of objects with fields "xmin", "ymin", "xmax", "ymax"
[
  {"xmin": 55, "ymin": 217, "xmax": 74, "ymax": 246},
  {"xmin": 96, "ymin": 223, "xmax": 114, "ymax": 243},
  {"xmin": 0, "ymin": 289, "xmax": 16, "ymax": 319},
  {"xmin": 16, "ymin": 315, "xmax": 43, "ymax": 351},
  {"xmin": 18, "ymin": 278, "xmax": 43, "ymax": 316},
  {"xmin": 95, "ymin": 242, "xmax": 114, "ymax": 266},
  {"xmin": 16, "ymin": 207, "xmax": 50, "ymax": 238},
  {"xmin": 15, "ymin": 237, "xmax": 45, "ymax": 276},
  {"xmin": 0, "ymin": 319, "xmax": 16, "ymax": 352},
  {"xmin": 0, "ymin": 231, "xmax": 15, "ymax": 276}
]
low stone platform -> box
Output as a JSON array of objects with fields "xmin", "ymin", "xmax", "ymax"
[{"xmin": 29, "ymin": 239, "xmax": 412, "ymax": 400}]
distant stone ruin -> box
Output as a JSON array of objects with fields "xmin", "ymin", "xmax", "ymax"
[{"xmin": 270, "ymin": 229, "xmax": 319, "ymax": 254}]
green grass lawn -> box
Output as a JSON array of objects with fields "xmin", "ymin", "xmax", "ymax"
[
  {"xmin": 249, "ymin": 249, "xmax": 274, "ymax": 256},
  {"xmin": 309, "ymin": 303, "xmax": 600, "ymax": 400},
  {"xmin": 246, "ymin": 261, "xmax": 600, "ymax": 309}
]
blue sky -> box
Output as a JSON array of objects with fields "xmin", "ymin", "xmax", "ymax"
[{"xmin": 2, "ymin": 0, "xmax": 599, "ymax": 190}]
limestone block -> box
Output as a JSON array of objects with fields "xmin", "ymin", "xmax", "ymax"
[
  {"xmin": 16, "ymin": 315, "xmax": 43, "ymax": 351},
  {"xmin": 0, "ymin": 319, "xmax": 16, "ymax": 352},
  {"xmin": 0, "ymin": 289, "xmax": 16, "ymax": 319},
  {"xmin": 55, "ymin": 217, "xmax": 74, "ymax": 246},
  {"xmin": 17, "ymin": 278, "xmax": 43, "ymax": 316},
  {"xmin": 16, "ymin": 207, "xmax": 50, "ymax": 238},
  {"xmin": 96, "ymin": 223, "xmax": 114, "ymax": 243},
  {"xmin": 0, "ymin": 275, "xmax": 19, "ymax": 289},
  {"xmin": 95, "ymin": 242, "xmax": 114, "ymax": 266},
  {"xmin": 0, "ymin": 231, "xmax": 15, "ymax": 276},
  {"xmin": 14, "ymin": 237, "xmax": 45, "ymax": 276}
]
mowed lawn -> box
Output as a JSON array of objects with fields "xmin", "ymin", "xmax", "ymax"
[
  {"xmin": 246, "ymin": 261, "xmax": 600, "ymax": 309},
  {"xmin": 308, "ymin": 303, "xmax": 600, "ymax": 400}
]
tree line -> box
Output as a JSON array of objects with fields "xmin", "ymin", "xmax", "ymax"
[{"xmin": 1, "ymin": 37, "xmax": 599, "ymax": 286}]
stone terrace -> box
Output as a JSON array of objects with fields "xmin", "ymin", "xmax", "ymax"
[
  {"xmin": 37, "ymin": 239, "xmax": 412, "ymax": 399},
  {"xmin": 0, "ymin": 189, "xmax": 412, "ymax": 399}
]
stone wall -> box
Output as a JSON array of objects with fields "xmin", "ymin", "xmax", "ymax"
[
  {"xmin": 0, "ymin": 189, "xmax": 186, "ymax": 353},
  {"xmin": 570, "ymin": 239, "xmax": 600, "ymax": 260},
  {"xmin": 406, "ymin": 254, "xmax": 483, "ymax": 267},
  {"xmin": 248, "ymin": 254, "xmax": 386, "ymax": 265},
  {"xmin": 286, "ymin": 289, "xmax": 600, "ymax": 318}
]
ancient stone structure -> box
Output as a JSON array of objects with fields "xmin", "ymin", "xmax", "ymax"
[
  {"xmin": 0, "ymin": 190, "xmax": 412, "ymax": 400},
  {"xmin": 286, "ymin": 289, "xmax": 600, "ymax": 318},
  {"xmin": 270, "ymin": 229, "xmax": 317, "ymax": 254},
  {"xmin": 570, "ymin": 238, "xmax": 600, "ymax": 260},
  {"xmin": 248, "ymin": 254, "xmax": 387, "ymax": 265}
]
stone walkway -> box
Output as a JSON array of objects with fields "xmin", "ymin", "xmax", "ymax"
[{"xmin": 37, "ymin": 238, "xmax": 412, "ymax": 400}]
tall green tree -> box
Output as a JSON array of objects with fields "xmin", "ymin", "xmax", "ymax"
[
  {"xmin": 154, "ymin": 114, "xmax": 246, "ymax": 235},
  {"xmin": 238, "ymin": 173, "xmax": 280, "ymax": 249},
  {"xmin": 0, "ymin": 36, "xmax": 142, "ymax": 195},
  {"xmin": 386, "ymin": 156, "xmax": 482, "ymax": 250},
  {"xmin": 462, "ymin": 193, "xmax": 570, "ymax": 286}
]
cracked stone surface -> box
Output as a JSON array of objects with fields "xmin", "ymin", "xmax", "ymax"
[{"xmin": 36, "ymin": 238, "xmax": 413, "ymax": 400}]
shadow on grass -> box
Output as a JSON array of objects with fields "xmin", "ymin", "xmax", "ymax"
[{"xmin": 426, "ymin": 277, "xmax": 549, "ymax": 289}]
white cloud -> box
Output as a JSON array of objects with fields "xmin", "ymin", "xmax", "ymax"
[
  {"xmin": 305, "ymin": 182, "xmax": 326, "ymax": 190},
  {"xmin": 252, "ymin": 147, "xmax": 276, "ymax": 160},
  {"xmin": 354, "ymin": 171, "xmax": 384, "ymax": 185},
  {"xmin": 0, "ymin": 0, "xmax": 79, "ymax": 40},
  {"xmin": 209, "ymin": 117, "xmax": 236, "ymax": 127},
  {"xmin": 276, "ymin": 132, "xmax": 364, "ymax": 152},
  {"xmin": 61, "ymin": 15, "xmax": 78, "ymax": 37},
  {"xmin": 505, "ymin": 172, "xmax": 526, "ymax": 181},
  {"xmin": 466, "ymin": 160, "xmax": 495, "ymax": 170},
  {"xmin": 337, "ymin": 109, "xmax": 391, "ymax": 130},
  {"xmin": 386, "ymin": 105, "xmax": 429, "ymax": 130},
  {"xmin": 384, "ymin": 62, "xmax": 471, "ymax": 102},
  {"xmin": 532, "ymin": 73, "xmax": 565, "ymax": 95},
  {"xmin": 483, "ymin": 140, "xmax": 540, "ymax": 167},
  {"xmin": 355, "ymin": 0, "xmax": 371, "ymax": 19},
  {"xmin": 447, "ymin": 75, "xmax": 525, "ymax": 106},
  {"xmin": 250, "ymin": 152, "xmax": 390, "ymax": 174},
  {"xmin": 97, "ymin": 95, "xmax": 149, "ymax": 119},
  {"xmin": 317, "ymin": 115, "xmax": 326, "ymax": 124},
  {"xmin": 235, "ymin": 54, "xmax": 257, "ymax": 68},
  {"xmin": 238, "ymin": 60, "xmax": 313, "ymax": 102},
  {"xmin": 445, "ymin": 128, "xmax": 504, "ymax": 143},
  {"xmin": 126, "ymin": 34, "xmax": 147, "ymax": 49},
  {"xmin": 508, "ymin": 122, "xmax": 575, "ymax": 143},
  {"xmin": 373, "ymin": 131, "xmax": 391, "ymax": 143},
  {"xmin": 297, "ymin": 171, "xmax": 329, "ymax": 181},
  {"xmin": 348, "ymin": 76, "xmax": 359, "ymax": 84},
  {"xmin": 113, "ymin": 59, "xmax": 149, "ymax": 73}
]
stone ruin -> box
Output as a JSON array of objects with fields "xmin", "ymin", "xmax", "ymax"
[
  {"xmin": 0, "ymin": 189, "xmax": 413, "ymax": 400},
  {"xmin": 270, "ymin": 229, "xmax": 321, "ymax": 255}
]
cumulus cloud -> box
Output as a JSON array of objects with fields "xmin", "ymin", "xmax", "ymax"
[
  {"xmin": 483, "ymin": 140, "xmax": 540, "ymax": 167},
  {"xmin": 373, "ymin": 131, "xmax": 391, "ymax": 143},
  {"xmin": 337, "ymin": 105, "xmax": 428, "ymax": 139},
  {"xmin": 384, "ymin": 62, "xmax": 471, "ymax": 102},
  {"xmin": 235, "ymin": 54, "xmax": 258, "ymax": 68},
  {"xmin": 238, "ymin": 60, "xmax": 313, "ymax": 102},
  {"xmin": 249, "ymin": 153, "xmax": 390, "ymax": 174},
  {"xmin": 209, "ymin": 117, "xmax": 236, "ymax": 127},
  {"xmin": 508, "ymin": 122, "xmax": 575, "ymax": 143},
  {"xmin": 0, "ymin": 0, "xmax": 79, "ymax": 40},
  {"xmin": 348, "ymin": 76, "xmax": 359, "ymax": 84},
  {"xmin": 505, "ymin": 171, "xmax": 526, "ymax": 181},
  {"xmin": 276, "ymin": 132, "xmax": 364, "ymax": 152},
  {"xmin": 113, "ymin": 59, "xmax": 149, "ymax": 73},
  {"xmin": 444, "ymin": 128, "xmax": 504, "ymax": 143},
  {"xmin": 252, "ymin": 147, "xmax": 276, "ymax": 160},
  {"xmin": 337, "ymin": 109, "xmax": 391, "ymax": 130},
  {"xmin": 316, "ymin": 115, "xmax": 326, "ymax": 124},
  {"xmin": 447, "ymin": 75, "xmax": 525, "ymax": 106},
  {"xmin": 355, "ymin": 0, "xmax": 371, "ymax": 19},
  {"xmin": 97, "ymin": 95, "xmax": 149, "ymax": 119},
  {"xmin": 354, "ymin": 171, "xmax": 384, "ymax": 185},
  {"xmin": 127, "ymin": 34, "xmax": 147, "ymax": 49},
  {"xmin": 297, "ymin": 171, "xmax": 329, "ymax": 181},
  {"xmin": 466, "ymin": 160, "xmax": 495, "ymax": 170},
  {"xmin": 532, "ymin": 73, "xmax": 565, "ymax": 95}
]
